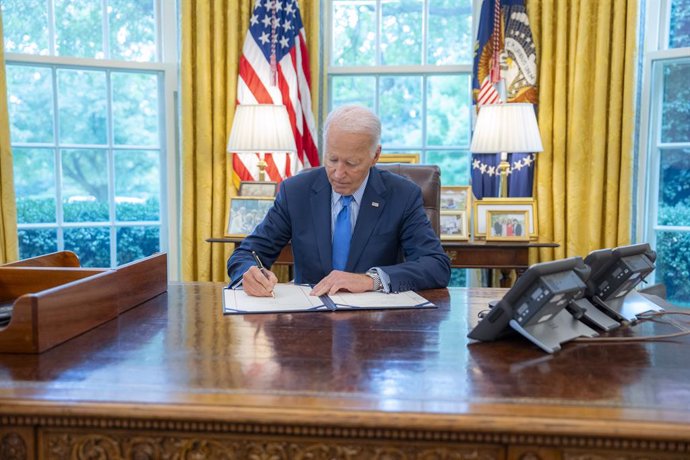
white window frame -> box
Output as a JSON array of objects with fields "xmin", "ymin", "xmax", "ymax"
[
  {"xmin": 4, "ymin": 0, "xmax": 180, "ymax": 280},
  {"xmin": 637, "ymin": 0, "xmax": 690, "ymax": 287},
  {"xmin": 323, "ymin": 0, "xmax": 474, "ymax": 163}
]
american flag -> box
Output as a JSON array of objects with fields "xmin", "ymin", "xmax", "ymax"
[{"xmin": 233, "ymin": 0, "xmax": 319, "ymax": 187}]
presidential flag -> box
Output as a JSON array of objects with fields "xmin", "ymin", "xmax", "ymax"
[
  {"xmin": 471, "ymin": 0, "xmax": 538, "ymax": 199},
  {"xmin": 232, "ymin": 0, "xmax": 319, "ymax": 188}
]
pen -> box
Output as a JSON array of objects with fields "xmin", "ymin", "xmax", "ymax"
[{"xmin": 251, "ymin": 250, "xmax": 275, "ymax": 298}]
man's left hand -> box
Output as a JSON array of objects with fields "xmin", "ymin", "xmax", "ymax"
[{"xmin": 310, "ymin": 270, "xmax": 373, "ymax": 296}]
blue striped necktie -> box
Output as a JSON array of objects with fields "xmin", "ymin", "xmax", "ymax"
[{"xmin": 332, "ymin": 195, "xmax": 353, "ymax": 271}]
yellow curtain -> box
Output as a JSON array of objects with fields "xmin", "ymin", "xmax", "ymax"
[
  {"xmin": 527, "ymin": 0, "xmax": 637, "ymax": 261},
  {"xmin": 180, "ymin": 0, "xmax": 320, "ymax": 282},
  {"xmin": 0, "ymin": 12, "xmax": 18, "ymax": 264}
]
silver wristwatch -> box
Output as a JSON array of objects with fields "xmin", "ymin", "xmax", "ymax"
[{"xmin": 365, "ymin": 269, "xmax": 383, "ymax": 291}]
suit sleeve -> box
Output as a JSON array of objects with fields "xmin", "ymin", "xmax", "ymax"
[
  {"xmin": 226, "ymin": 183, "xmax": 293, "ymax": 284},
  {"xmin": 379, "ymin": 186, "xmax": 451, "ymax": 291}
]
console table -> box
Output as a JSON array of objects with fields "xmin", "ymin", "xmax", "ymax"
[
  {"xmin": 207, "ymin": 237, "xmax": 559, "ymax": 287},
  {"xmin": 0, "ymin": 283, "xmax": 687, "ymax": 459}
]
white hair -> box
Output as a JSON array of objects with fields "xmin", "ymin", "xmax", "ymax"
[{"xmin": 323, "ymin": 105, "xmax": 381, "ymax": 157}]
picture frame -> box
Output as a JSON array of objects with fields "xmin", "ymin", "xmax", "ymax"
[
  {"xmin": 441, "ymin": 185, "xmax": 472, "ymax": 215},
  {"xmin": 238, "ymin": 181, "xmax": 278, "ymax": 197},
  {"xmin": 473, "ymin": 198, "xmax": 538, "ymax": 239},
  {"xmin": 485, "ymin": 210, "xmax": 530, "ymax": 241},
  {"xmin": 378, "ymin": 153, "xmax": 420, "ymax": 164},
  {"xmin": 225, "ymin": 197, "xmax": 275, "ymax": 237},
  {"xmin": 440, "ymin": 211, "xmax": 469, "ymax": 241}
]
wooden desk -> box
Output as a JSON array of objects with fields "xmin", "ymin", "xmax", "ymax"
[
  {"xmin": 207, "ymin": 237, "xmax": 559, "ymax": 287},
  {"xmin": 0, "ymin": 283, "xmax": 688, "ymax": 459}
]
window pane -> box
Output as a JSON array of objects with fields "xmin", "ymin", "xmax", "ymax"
[
  {"xmin": 381, "ymin": 0, "xmax": 422, "ymax": 65},
  {"xmin": 379, "ymin": 76, "xmax": 422, "ymax": 146},
  {"xmin": 426, "ymin": 150, "xmax": 470, "ymax": 185},
  {"xmin": 331, "ymin": 76, "xmax": 375, "ymax": 109},
  {"xmin": 64, "ymin": 227, "xmax": 110, "ymax": 267},
  {"xmin": 657, "ymin": 149, "xmax": 690, "ymax": 226},
  {"xmin": 116, "ymin": 226, "xmax": 159, "ymax": 265},
  {"xmin": 661, "ymin": 60, "xmax": 690, "ymax": 143},
  {"xmin": 58, "ymin": 69, "xmax": 107, "ymax": 145},
  {"xmin": 1, "ymin": 0, "xmax": 49, "ymax": 54},
  {"xmin": 62, "ymin": 149, "xmax": 109, "ymax": 222},
  {"xmin": 332, "ymin": 0, "xmax": 376, "ymax": 66},
  {"xmin": 54, "ymin": 0, "xmax": 103, "ymax": 58},
  {"xmin": 669, "ymin": 0, "xmax": 690, "ymax": 48},
  {"xmin": 655, "ymin": 231, "xmax": 690, "ymax": 307},
  {"xmin": 112, "ymin": 72, "xmax": 159, "ymax": 146},
  {"xmin": 6, "ymin": 65, "xmax": 53, "ymax": 143},
  {"xmin": 115, "ymin": 150, "xmax": 160, "ymax": 221},
  {"xmin": 14, "ymin": 148, "xmax": 56, "ymax": 224},
  {"xmin": 109, "ymin": 0, "xmax": 156, "ymax": 62},
  {"xmin": 18, "ymin": 228, "xmax": 57, "ymax": 259},
  {"xmin": 426, "ymin": 75, "xmax": 471, "ymax": 146},
  {"xmin": 428, "ymin": 0, "xmax": 472, "ymax": 65}
]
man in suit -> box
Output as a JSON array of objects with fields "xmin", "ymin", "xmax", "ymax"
[{"xmin": 227, "ymin": 105, "xmax": 451, "ymax": 297}]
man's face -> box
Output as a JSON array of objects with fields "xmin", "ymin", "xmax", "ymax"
[{"xmin": 324, "ymin": 126, "xmax": 381, "ymax": 196}]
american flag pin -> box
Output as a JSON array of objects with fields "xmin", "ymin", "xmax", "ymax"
[{"xmin": 372, "ymin": 202, "xmax": 379, "ymax": 207}]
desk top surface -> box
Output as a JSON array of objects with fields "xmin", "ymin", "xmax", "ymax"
[{"xmin": 0, "ymin": 283, "xmax": 688, "ymax": 439}]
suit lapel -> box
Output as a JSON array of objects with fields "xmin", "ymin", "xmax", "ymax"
[
  {"xmin": 310, "ymin": 171, "xmax": 333, "ymax": 274},
  {"xmin": 347, "ymin": 168, "xmax": 386, "ymax": 271}
]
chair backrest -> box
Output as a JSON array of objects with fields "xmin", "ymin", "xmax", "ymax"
[{"xmin": 375, "ymin": 163, "xmax": 441, "ymax": 236}]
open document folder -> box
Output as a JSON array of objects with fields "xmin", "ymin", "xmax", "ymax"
[{"xmin": 222, "ymin": 283, "xmax": 435, "ymax": 315}]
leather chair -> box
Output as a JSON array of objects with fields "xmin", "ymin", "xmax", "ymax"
[{"xmin": 375, "ymin": 163, "xmax": 441, "ymax": 236}]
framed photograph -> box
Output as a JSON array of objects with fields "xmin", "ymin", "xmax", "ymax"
[
  {"xmin": 441, "ymin": 186, "xmax": 472, "ymax": 215},
  {"xmin": 440, "ymin": 211, "xmax": 469, "ymax": 241},
  {"xmin": 238, "ymin": 181, "xmax": 278, "ymax": 197},
  {"xmin": 225, "ymin": 197, "xmax": 275, "ymax": 237},
  {"xmin": 378, "ymin": 153, "xmax": 420, "ymax": 164},
  {"xmin": 473, "ymin": 198, "xmax": 538, "ymax": 239},
  {"xmin": 485, "ymin": 210, "xmax": 530, "ymax": 241}
]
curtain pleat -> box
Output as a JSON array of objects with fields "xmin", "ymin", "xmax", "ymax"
[
  {"xmin": 181, "ymin": 0, "xmax": 320, "ymax": 281},
  {"xmin": 527, "ymin": 0, "xmax": 636, "ymax": 262},
  {"xmin": 0, "ymin": 11, "xmax": 19, "ymax": 264}
]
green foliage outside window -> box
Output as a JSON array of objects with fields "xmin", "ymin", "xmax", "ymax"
[
  {"xmin": 17, "ymin": 228, "xmax": 57, "ymax": 259},
  {"xmin": 655, "ymin": 222, "xmax": 690, "ymax": 307},
  {"xmin": 17, "ymin": 199, "xmax": 160, "ymax": 268}
]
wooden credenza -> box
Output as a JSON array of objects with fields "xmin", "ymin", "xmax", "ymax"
[
  {"xmin": 0, "ymin": 283, "xmax": 688, "ymax": 459},
  {"xmin": 207, "ymin": 237, "xmax": 559, "ymax": 287}
]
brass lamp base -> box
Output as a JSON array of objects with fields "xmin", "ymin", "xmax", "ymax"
[
  {"xmin": 257, "ymin": 157, "xmax": 267, "ymax": 182},
  {"xmin": 498, "ymin": 152, "xmax": 509, "ymax": 198}
]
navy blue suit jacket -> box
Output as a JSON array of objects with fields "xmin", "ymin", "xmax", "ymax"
[{"xmin": 227, "ymin": 167, "xmax": 451, "ymax": 291}]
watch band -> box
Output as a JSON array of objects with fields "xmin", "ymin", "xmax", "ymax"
[{"xmin": 366, "ymin": 269, "xmax": 383, "ymax": 291}]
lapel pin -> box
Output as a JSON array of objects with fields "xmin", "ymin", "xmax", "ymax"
[{"xmin": 372, "ymin": 202, "xmax": 379, "ymax": 207}]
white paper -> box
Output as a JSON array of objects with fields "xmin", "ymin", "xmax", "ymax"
[
  {"xmin": 223, "ymin": 284, "xmax": 325, "ymax": 313},
  {"xmin": 328, "ymin": 290, "xmax": 433, "ymax": 310},
  {"xmin": 222, "ymin": 284, "xmax": 434, "ymax": 315}
]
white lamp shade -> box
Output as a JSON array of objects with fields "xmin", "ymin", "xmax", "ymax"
[
  {"xmin": 470, "ymin": 103, "xmax": 543, "ymax": 153},
  {"xmin": 226, "ymin": 104, "xmax": 297, "ymax": 153}
]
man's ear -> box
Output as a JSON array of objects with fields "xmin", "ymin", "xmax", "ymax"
[{"xmin": 372, "ymin": 145, "xmax": 382, "ymax": 163}]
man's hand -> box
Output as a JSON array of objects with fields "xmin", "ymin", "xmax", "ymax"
[
  {"xmin": 242, "ymin": 265, "xmax": 278, "ymax": 297},
  {"xmin": 310, "ymin": 270, "xmax": 373, "ymax": 296}
]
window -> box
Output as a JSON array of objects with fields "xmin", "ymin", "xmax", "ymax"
[
  {"xmin": 326, "ymin": 0, "xmax": 473, "ymax": 185},
  {"xmin": 1, "ymin": 0, "xmax": 178, "ymax": 270},
  {"xmin": 638, "ymin": 0, "xmax": 690, "ymax": 306},
  {"xmin": 327, "ymin": 0, "xmax": 473, "ymax": 288}
]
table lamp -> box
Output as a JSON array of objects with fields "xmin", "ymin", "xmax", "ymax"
[
  {"xmin": 226, "ymin": 104, "xmax": 297, "ymax": 181},
  {"xmin": 470, "ymin": 103, "xmax": 543, "ymax": 197}
]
